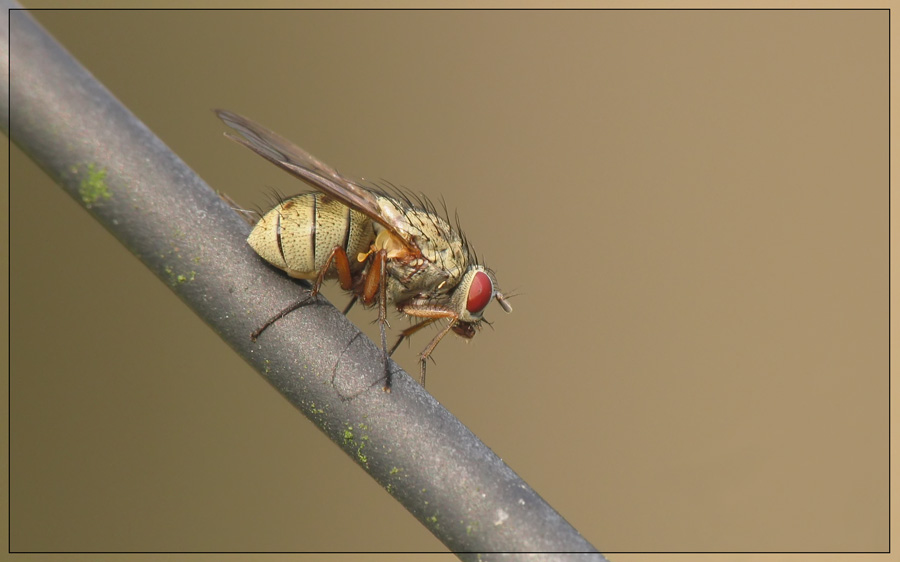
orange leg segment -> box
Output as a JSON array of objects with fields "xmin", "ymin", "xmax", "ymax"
[
  {"xmin": 315, "ymin": 245, "xmax": 354, "ymax": 293},
  {"xmin": 356, "ymin": 250, "xmax": 394, "ymax": 391},
  {"xmin": 362, "ymin": 249, "xmax": 386, "ymax": 305}
]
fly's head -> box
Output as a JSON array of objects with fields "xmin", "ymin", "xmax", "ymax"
[{"xmin": 447, "ymin": 265, "xmax": 513, "ymax": 339}]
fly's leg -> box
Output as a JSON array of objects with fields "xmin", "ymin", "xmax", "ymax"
[
  {"xmin": 341, "ymin": 295, "xmax": 358, "ymax": 315},
  {"xmin": 389, "ymin": 318, "xmax": 441, "ymax": 356},
  {"xmin": 361, "ymin": 248, "xmax": 385, "ymax": 305},
  {"xmin": 250, "ymin": 245, "xmax": 354, "ymax": 342},
  {"xmin": 316, "ymin": 243, "xmax": 354, "ymax": 293},
  {"xmin": 417, "ymin": 321, "xmax": 456, "ymax": 388},
  {"xmin": 397, "ymin": 304, "xmax": 459, "ymax": 388},
  {"xmin": 360, "ymin": 250, "xmax": 393, "ymax": 391}
]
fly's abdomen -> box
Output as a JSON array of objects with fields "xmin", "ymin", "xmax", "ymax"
[{"xmin": 247, "ymin": 194, "xmax": 374, "ymax": 280}]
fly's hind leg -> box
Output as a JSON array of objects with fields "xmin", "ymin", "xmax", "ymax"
[{"xmin": 250, "ymin": 245, "xmax": 354, "ymax": 342}]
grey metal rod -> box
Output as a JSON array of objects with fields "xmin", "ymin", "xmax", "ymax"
[{"xmin": 5, "ymin": 5, "xmax": 607, "ymax": 559}]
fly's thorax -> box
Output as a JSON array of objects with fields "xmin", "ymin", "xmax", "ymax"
[
  {"xmin": 374, "ymin": 194, "xmax": 468, "ymax": 273},
  {"xmin": 404, "ymin": 208, "xmax": 468, "ymax": 274},
  {"xmin": 379, "ymin": 244, "xmax": 464, "ymax": 305},
  {"xmin": 247, "ymin": 193, "xmax": 374, "ymax": 280},
  {"xmin": 377, "ymin": 229, "xmax": 468, "ymax": 306}
]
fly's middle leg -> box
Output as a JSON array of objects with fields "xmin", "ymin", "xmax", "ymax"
[{"xmin": 361, "ymin": 250, "xmax": 393, "ymax": 391}]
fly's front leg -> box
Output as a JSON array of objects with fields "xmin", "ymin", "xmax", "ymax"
[
  {"xmin": 397, "ymin": 303, "xmax": 459, "ymax": 388},
  {"xmin": 389, "ymin": 318, "xmax": 441, "ymax": 356},
  {"xmin": 251, "ymin": 245, "xmax": 354, "ymax": 341}
]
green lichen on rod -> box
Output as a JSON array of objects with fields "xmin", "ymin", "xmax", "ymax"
[{"xmin": 75, "ymin": 162, "xmax": 111, "ymax": 206}]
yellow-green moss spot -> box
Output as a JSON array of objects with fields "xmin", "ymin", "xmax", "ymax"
[
  {"xmin": 355, "ymin": 441, "xmax": 368, "ymax": 465},
  {"xmin": 342, "ymin": 425, "xmax": 369, "ymax": 467},
  {"xmin": 389, "ymin": 466, "xmax": 401, "ymax": 476},
  {"xmin": 77, "ymin": 163, "xmax": 111, "ymax": 207},
  {"xmin": 427, "ymin": 515, "xmax": 438, "ymax": 525},
  {"xmin": 163, "ymin": 266, "xmax": 197, "ymax": 286}
]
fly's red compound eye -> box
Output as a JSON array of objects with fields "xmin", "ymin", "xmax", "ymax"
[{"xmin": 466, "ymin": 271, "xmax": 493, "ymax": 314}]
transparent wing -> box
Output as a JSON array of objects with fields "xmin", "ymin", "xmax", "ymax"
[{"xmin": 215, "ymin": 109, "xmax": 416, "ymax": 252}]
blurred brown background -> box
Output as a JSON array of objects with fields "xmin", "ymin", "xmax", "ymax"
[{"xmin": 8, "ymin": 6, "xmax": 887, "ymax": 557}]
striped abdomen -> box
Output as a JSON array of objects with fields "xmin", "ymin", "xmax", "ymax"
[{"xmin": 247, "ymin": 193, "xmax": 375, "ymax": 280}]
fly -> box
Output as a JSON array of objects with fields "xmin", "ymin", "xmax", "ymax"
[{"xmin": 216, "ymin": 110, "xmax": 512, "ymax": 390}]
